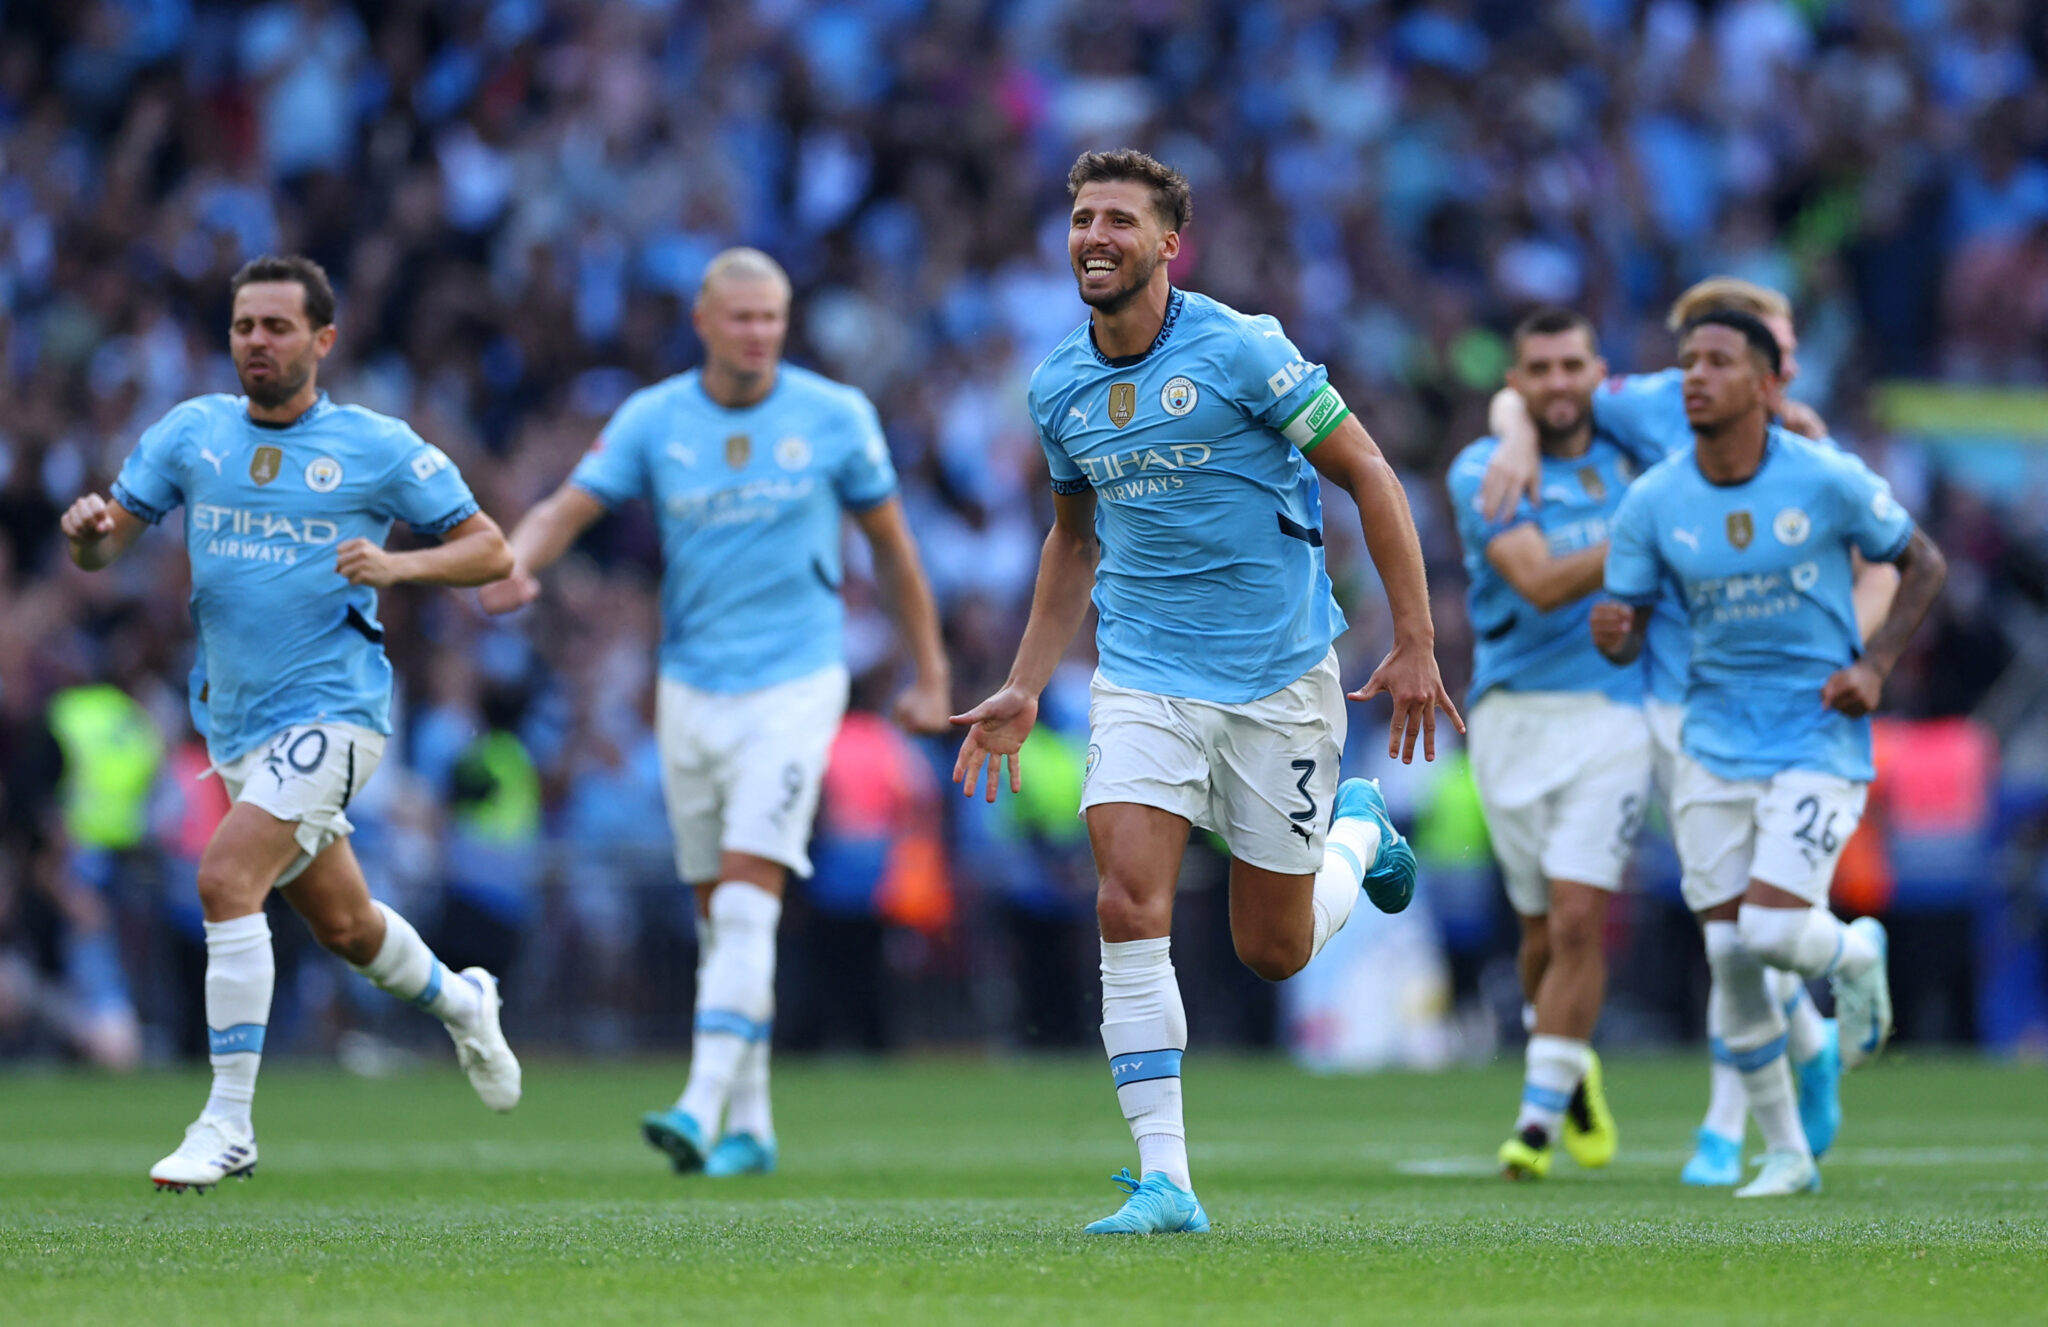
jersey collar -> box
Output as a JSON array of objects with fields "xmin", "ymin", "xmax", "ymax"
[
  {"xmin": 1692, "ymin": 423, "xmax": 1782, "ymax": 488},
  {"xmin": 1087, "ymin": 287, "xmax": 1185, "ymax": 369},
  {"xmin": 245, "ymin": 391, "xmax": 333, "ymax": 431}
]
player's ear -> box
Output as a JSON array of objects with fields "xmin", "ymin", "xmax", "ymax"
[
  {"xmin": 313, "ymin": 323, "xmax": 338, "ymax": 358},
  {"xmin": 1157, "ymin": 228, "xmax": 1180, "ymax": 262}
]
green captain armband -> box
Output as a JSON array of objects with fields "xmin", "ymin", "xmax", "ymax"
[{"xmin": 1280, "ymin": 384, "xmax": 1350, "ymax": 452}]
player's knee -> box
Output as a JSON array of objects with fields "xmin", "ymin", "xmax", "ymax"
[
  {"xmin": 1095, "ymin": 877, "xmax": 1168, "ymax": 942},
  {"xmin": 309, "ymin": 906, "xmax": 382, "ymax": 964},
  {"xmin": 1547, "ymin": 890, "xmax": 1605, "ymax": 958},
  {"xmin": 195, "ymin": 859, "xmax": 268, "ymax": 918},
  {"xmin": 1736, "ymin": 903, "xmax": 1802, "ymax": 971},
  {"xmin": 1234, "ymin": 931, "xmax": 1309, "ymax": 983}
]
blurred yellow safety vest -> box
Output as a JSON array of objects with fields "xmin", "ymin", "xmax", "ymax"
[{"xmin": 48, "ymin": 683, "xmax": 164, "ymax": 850}]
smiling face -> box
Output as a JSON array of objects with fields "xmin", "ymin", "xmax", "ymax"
[
  {"xmin": 1067, "ymin": 179, "xmax": 1180, "ymax": 314},
  {"xmin": 230, "ymin": 281, "xmax": 334, "ymax": 409},
  {"xmin": 1506, "ymin": 326, "xmax": 1607, "ymax": 446},
  {"xmin": 1678, "ymin": 324, "xmax": 1772, "ymax": 434},
  {"xmin": 693, "ymin": 274, "xmax": 789, "ymax": 381}
]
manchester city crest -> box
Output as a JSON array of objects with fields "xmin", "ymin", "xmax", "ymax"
[
  {"xmin": 305, "ymin": 456, "xmax": 343, "ymax": 493},
  {"xmin": 1773, "ymin": 507, "xmax": 1811, "ymax": 545},
  {"xmin": 775, "ymin": 435, "xmax": 812, "ymax": 471},
  {"xmin": 1108, "ymin": 382, "xmax": 1137, "ymax": 429},
  {"xmin": 1160, "ymin": 376, "xmax": 1198, "ymax": 417},
  {"xmin": 725, "ymin": 434, "xmax": 751, "ymax": 469},
  {"xmin": 250, "ymin": 445, "xmax": 282, "ymax": 486},
  {"xmin": 1726, "ymin": 510, "xmax": 1754, "ymax": 550}
]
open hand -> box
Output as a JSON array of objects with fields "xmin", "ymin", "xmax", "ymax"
[
  {"xmin": 949, "ymin": 685, "xmax": 1038, "ymax": 802},
  {"xmin": 1350, "ymin": 641, "xmax": 1464, "ymax": 763}
]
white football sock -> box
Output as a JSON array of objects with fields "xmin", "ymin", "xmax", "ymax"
[
  {"xmin": 1515, "ymin": 1034, "xmax": 1589, "ymax": 1141},
  {"xmin": 1773, "ymin": 967, "xmax": 1826, "ymax": 1064},
  {"xmin": 1700, "ymin": 937, "xmax": 1747, "ymax": 1141},
  {"xmin": 1308, "ymin": 814, "xmax": 1381, "ymax": 959},
  {"xmin": 202, "ymin": 913, "xmax": 274, "ymax": 1129},
  {"xmin": 1706, "ymin": 920, "xmax": 1807, "ymax": 1158},
  {"xmin": 725, "ymin": 1039, "xmax": 775, "ymax": 1141},
  {"xmin": 1100, "ymin": 936, "xmax": 1190, "ymax": 1190},
  {"xmin": 353, "ymin": 901, "xmax": 479, "ymax": 1027},
  {"xmin": 1738, "ymin": 904, "xmax": 1877, "ymax": 982},
  {"xmin": 678, "ymin": 883, "xmax": 779, "ymax": 1132}
]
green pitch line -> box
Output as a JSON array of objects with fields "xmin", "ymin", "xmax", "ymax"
[{"xmin": 2, "ymin": 1056, "xmax": 2044, "ymax": 1325}]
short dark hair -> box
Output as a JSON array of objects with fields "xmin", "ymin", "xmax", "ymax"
[
  {"xmin": 1677, "ymin": 309, "xmax": 1782, "ymax": 377},
  {"xmin": 1067, "ymin": 150, "xmax": 1192, "ymax": 232},
  {"xmin": 229, "ymin": 254, "xmax": 337, "ymax": 329},
  {"xmin": 1511, "ymin": 306, "xmax": 1597, "ymax": 357}
]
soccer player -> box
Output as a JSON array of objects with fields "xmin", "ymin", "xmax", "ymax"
[
  {"xmin": 60, "ymin": 255, "xmax": 523, "ymax": 1192},
  {"xmin": 479, "ymin": 248, "xmax": 950, "ymax": 1179},
  {"xmin": 1480, "ymin": 278, "xmax": 1886, "ymax": 1184},
  {"xmin": 1594, "ymin": 310, "xmax": 1945, "ymax": 1197},
  {"xmin": 1447, "ymin": 309, "xmax": 1643, "ymax": 1181},
  {"xmin": 952, "ymin": 150, "xmax": 1460, "ymax": 1234}
]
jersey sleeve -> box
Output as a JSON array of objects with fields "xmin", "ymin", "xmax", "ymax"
[
  {"xmin": 1229, "ymin": 316, "xmax": 1350, "ymax": 452},
  {"xmin": 1603, "ymin": 483, "xmax": 1663, "ymax": 606},
  {"xmin": 569, "ymin": 392, "xmax": 655, "ymax": 508},
  {"xmin": 1447, "ymin": 441, "xmax": 1535, "ymax": 553},
  {"xmin": 1029, "ymin": 377, "xmax": 1089, "ymax": 495},
  {"xmin": 831, "ymin": 391, "xmax": 899, "ymax": 512},
  {"xmin": 1828, "ymin": 450, "xmax": 1915, "ymax": 562},
  {"xmin": 110, "ymin": 405, "xmax": 194, "ymax": 523},
  {"xmin": 379, "ymin": 426, "xmax": 481, "ymax": 536},
  {"xmin": 1591, "ymin": 371, "xmax": 1685, "ymax": 469}
]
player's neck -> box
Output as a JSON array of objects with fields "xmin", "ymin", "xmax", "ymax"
[
  {"xmin": 246, "ymin": 383, "xmax": 321, "ymax": 427},
  {"xmin": 701, "ymin": 361, "xmax": 779, "ymax": 410},
  {"xmin": 1691, "ymin": 414, "xmax": 1770, "ymax": 485},
  {"xmin": 1537, "ymin": 423, "xmax": 1593, "ymax": 461},
  {"xmin": 1089, "ymin": 281, "xmax": 1174, "ymax": 361}
]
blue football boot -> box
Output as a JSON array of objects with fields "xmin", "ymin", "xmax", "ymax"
[
  {"xmin": 1681, "ymin": 1127, "xmax": 1743, "ymax": 1187},
  {"xmin": 1083, "ymin": 1168, "xmax": 1210, "ymax": 1235},
  {"xmin": 1333, "ymin": 778, "xmax": 1417, "ymax": 914},
  {"xmin": 1795, "ymin": 1018, "xmax": 1842, "ymax": 1160},
  {"xmin": 705, "ymin": 1132, "xmax": 778, "ymax": 1177},
  {"xmin": 640, "ymin": 1108, "xmax": 709, "ymax": 1174}
]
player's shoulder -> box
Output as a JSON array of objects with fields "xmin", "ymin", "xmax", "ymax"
[
  {"xmin": 1619, "ymin": 445, "xmax": 1696, "ymax": 501},
  {"xmin": 152, "ymin": 393, "xmax": 241, "ymax": 434},
  {"xmin": 778, "ymin": 362, "xmax": 877, "ymax": 418},
  {"xmin": 1601, "ymin": 366, "xmax": 1684, "ymax": 399},
  {"xmin": 1026, "ymin": 322, "xmax": 1099, "ymax": 412},
  {"xmin": 1448, "ymin": 437, "xmax": 1501, "ymax": 486}
]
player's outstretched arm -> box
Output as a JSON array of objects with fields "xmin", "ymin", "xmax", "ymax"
[
  {"xmin": 852, "ymin": 497, "xmax": 953, "ymax": 734},
  {"xmin": 60, "ymin": 494, "xmax": 149, "ymax": 571},
  {"xmin": 1307, "ymin": 416, "xmax": 1463, "ymax": 763},
  {"xmin": 1823, "ymin": 528, "xmax": 1946, "ymax": 718},
  {"xmin": 1485, "ymin": 525, "xmax": 1609, "ymax": 612},
  {"xmin": 478, "ymin": 484, "xmax": 607, "ymax": 614},
  {"xmin": 951, "ymin": 488, "xmax": 1098, "ymax": 801},
  {"xmin": 1590, "ymin": 601, "xmax": 1651, "ymax": 665},
  {"xmin": 337, "ymin": 511, "xmax": 514, "ymax": 588},
  {"xmin": 1478, "ymin": 387, "xmax": 1543, "ymax": 524}
]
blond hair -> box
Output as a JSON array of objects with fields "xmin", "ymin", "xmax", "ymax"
[
  {"xmin": 697, "ymin": 247, "xmax": 791, "ymax": 305},
  {"xmin": 1665, "ymin": 277, "xmax": 1792, "ymax": 332}
]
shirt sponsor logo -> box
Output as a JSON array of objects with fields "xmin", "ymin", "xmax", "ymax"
[
  {"xmin": 1688, "ymin": 561, "xmax": 1821, "ymax": 622},
  {"xmin": 191, "ymin": 504, "xmax": 340, "ymax": 565},
  {"xmin": 1160, "ymin": 376, "xmax": 1198, "ymax": 417},
  {"xmin": 665, "ymin": 477, "xmax": 815, "ymax": 528},
  {"xmin": 775, "ymin": 436, "xmax": 812, "ymax": 471},
  {"xmin": 1268, "ymin": 359, "xmax": 1311, "ymax": 397},
  {"xmin": 1073, "ymin": 444, "xmax": 1214, "ymax": 501},
  {"xmin": 305, "ymin": 456, "xmax": 343, "ymax": 493},
  {"xmin": 1726, "ymin": 510, "xmax": 1754, "ymax": 550},
  {"xmin": 1773, "ymin": 507, "xmax": 1811, "ymax": 545},
  {"xmin": 250, "ymin": 445, "xmax": 282, "ymax": 486},
  {"xmin": 1108, "ymin": 382, "xmax": 1137, "ymax": 429},
  {"xmin": 725, "ymin": 434, "xmax": 751, "ymax": 469}
]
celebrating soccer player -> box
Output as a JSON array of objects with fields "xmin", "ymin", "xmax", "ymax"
[
  {"xmin": 952, "ymin": 150, "xmax": 1461, "ymax": 1234},
  {"xmin": 1479, "ymin": 278, "xmax": 1893, "ymax": 1185},
  {"xmin": 1447, "ymin": 309, "xmax": 1642, "ymax": 1182},
  {"xmin": 480, "ymin": 247, "xmax": 951, "ymax": 1179},
  {"xmin": 61, "ymin": 255, "xmax": 523, "ymax": 1192},
  {"xmin": 1593, "ymin": 310, "xmax": 1945, "ymax": 1197}
]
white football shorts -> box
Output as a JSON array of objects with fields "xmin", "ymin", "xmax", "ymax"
[
  {"xmin": 1465, "ymin": 690, "xmax": 1653, "ymax": 916},
  {"xmin": 1080, "ymin": 648, "xmax": 1345, "ymax": 876},
  {"xmin": 657, "ymin": 664, "xmax": 849, "ymax": 883},
  {"xmin": 215, "ymin": 722, "xmax": 387, "ymax": 886},
  {"xmin": 1671, "ymin": 755, "xmax": 1869, "ymax": 912},
  {"xmin": 1645, "ymin": 696, "xmax": 1684, "ymax": 813}
]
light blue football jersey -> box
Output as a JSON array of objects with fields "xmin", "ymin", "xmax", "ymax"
[
  {"xmin": 112, "ymin": 392, "xmax": 480, "ymax": 763},
  {"xmin": 571, "ymin": 364, "xmax": 897, "ymax": 694},
  {"xmin": 1448, "ymin": 433, "xmax": 1644, "ymax": 705},
  {"xmin": 1028, "ymin": 289, "xmax": 1349, "ymax": 703},
  {"xmin": 1604, "ymin": 427, "xmax": 1914, "ymax": 782},
  {"xmin": 1590, "ymin": 369, "xmax": 1694, "ymax": 705}
]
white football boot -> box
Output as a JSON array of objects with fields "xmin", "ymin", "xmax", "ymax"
[
  {"xmin": 1733, "ymin": 1149, "xmax": 1820, "ymax": 1198},
  {"xmin": 1831, "ymin": 917, "xmax": 1893, "ymax": 1070},
  {"xmin": 449, "ymin": 968, "xmax": 521, "ymax": 1112},
  {"xmin": 151, "ymin": 1117, "xmax": 257, "ymax": 1193}
]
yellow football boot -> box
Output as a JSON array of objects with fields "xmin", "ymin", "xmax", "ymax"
[
  {"xmin": 1498, "ymin": 1127, "xmax": 1553, "ymax": 1181},
  {"xmin": 1561, "ymin": 1048, "xmax": 1618, "ymax": 1169}
]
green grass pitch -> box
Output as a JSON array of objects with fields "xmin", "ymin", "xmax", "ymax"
[{"xmin": 3, "ymin": 1055, "xmax": 2044, "ymax": 1325}]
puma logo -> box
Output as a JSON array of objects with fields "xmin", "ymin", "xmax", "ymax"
[
  {"xmin": 199, "ymin": 447, "xmax": 226, "ymax": 475},
  {"xmin": 1068, "ymin": 404, "xmax": 1091, "ymax": 427},
  {"xmin": 1289, "ymin": 823, "xmax": 1313, "ymax": 844},
  {"xmin": 1672, "ymin": 527, "xmax": 1701, "ymax": 551}
]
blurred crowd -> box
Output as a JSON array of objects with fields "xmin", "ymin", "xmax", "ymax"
[{"xmin": 4, "ymin": 0, "xmax": 2047, "ymax": 1066}]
